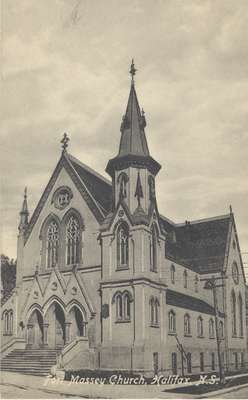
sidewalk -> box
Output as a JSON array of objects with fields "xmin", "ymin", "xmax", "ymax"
[{"xmin": 1, "ymin": 371, "xmax": 248, "ymax": 399}]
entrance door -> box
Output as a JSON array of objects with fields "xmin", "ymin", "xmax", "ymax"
[
  {"xmin": 55, "ymin": 303, "xmax": 65, "ymax": 349},
  {"xmin": 27, "ymin": 309, "xmax": 44, "ymax": 348}
]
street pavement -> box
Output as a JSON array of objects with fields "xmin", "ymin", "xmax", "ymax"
[{"xmin": 1, "ymin": 371, "xmax": 248, "ymax": 399}]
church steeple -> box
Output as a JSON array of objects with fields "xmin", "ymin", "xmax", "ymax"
[
  {"xmin": 19, "ymin": 187, "xmax": 29, "ymax": 232},
  {"xmin": 106, "ymin": 61, "xmax": 161, "ymax": 178}
]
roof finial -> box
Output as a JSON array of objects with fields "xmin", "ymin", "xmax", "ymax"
[
  {"xmin": 129, "ymin": 59, "xmax": 137, "ymax": 84},
  {"xmin": 229, "ymin": 204, "xmax": 233, "ymax": 214},
  {"xmin": 19, "ymin": 186, "xmax": 29, "ymax": 231},
  {"xmin": 61, "ymin": 132, "xmax": 69, "ymax": 152}
]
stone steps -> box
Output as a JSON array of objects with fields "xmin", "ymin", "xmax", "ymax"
[{"xmin": 1, "ymin": 348, "xmax": 58, "ymax": 376}]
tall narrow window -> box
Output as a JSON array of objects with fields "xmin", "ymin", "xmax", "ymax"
[
  {"xmin": 211, "ymin": 353, "xmax": 215, "ymax": 370},
  {"xmin": 197, "ymin": 316, "xmax": 204, "ymax": 337},
  {"xmin": 209, "ymin": 318, "xmax": 215, "ymax": 338},
  {"xmin": 66, "ymin": 215, "xmax": 80, "ymax": 265},
  {"xmin": 117, "ymin": 223, "xmax": 129, "ymax": 269},
  {"xmin": 46, "ymin": 220, "xmax": 59, "ymax": 268},
  {"xmin": 171, "ymin": 264, "xmax": 175, "ymax": 284},
  {"xmin": 184, "ymin": 314, "xmax": 191, "ymax": 336},
  {"xmin": 9, "ymin": 310, "xmax": 13, "ymax": 335},
  {"xmin": 150, "ymin": 297, "xmax": 159, "ymax": 326},
  {"xmin": 172, "ymin": 353, "xmax": 177, "ymax": 375},
  {"xmin": 238, "ymin": 294, "xmax": 243, "ymax": 337},
  {"xmin": 3, "ymin": 312, "xmax": 8, "ymax": 334},
  {"xmin": 231, "ymin": 290, "xmax": 237, "ymax": 336},
  {"xmin": 116, "ymin": 294, "xmax": 123, "ymax": 320},
  {"xmin": 168, "ymin": 310, "xmax": 176, "ymax": 333},
  {"xmin": 187, "ymin": 353, "xmax": 192, "ymax": 373},
  {"xmin": 219, "ymin": 320, "xmax": 224, "ymax": 339},
  {"xmin": 200, "ymin": 352, "xmax": 204, "ymax": 371},
  {"xmin": 183, "ymin": 270, "xmax": 188, "ymax": 288},
  {"xmin": 154, "ymin": 298, "xmax": 160, "ymax": 325},
  {"xmin": 150, "ymin": 225, "xmax": 158, "ymax": 272},
  {"xmin": 123, "ymin": 292, "xmax": 131, "ymax": 320}
]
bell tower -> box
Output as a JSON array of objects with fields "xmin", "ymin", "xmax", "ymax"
[{"xmin": 106, "ymin": 60, "xmax": 161, "ymax": 215}]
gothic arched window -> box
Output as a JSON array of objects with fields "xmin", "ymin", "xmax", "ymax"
[
  {"xmin": 219, "ymin": 320, "xmax": 224, "ymax": 338},
  {"xmin": 168, "ymin": 310, "xmax": 176, "ymax": 333},
  {"xmin": 184, "ymin": 314, "xmax": 191, "ymax": 335},
  {"xmin": 66, "ymin": 215, "xmax": 80, "ymax": 265},
  {"xmin": 231, "ymin": 290, "xmax": 237, "ymax": 336},
  {"xmin": 183, "ymin": 270, "xmax": 188, "ymax": 288},
  {"xmin": 171, "ymin": 264, "xmax": 175, "ymax": 284},
  {"xmin": 238, "ymin": 293, "xmax": 243, "ymax": 337},
  {"xmin": 117, "ymin": 223, "xmax": 129, "ymax": 269},
  {"xmin": 116, "ymin": 294, "xmax": 123, "ymax": 320},
  {"xmin": 117, "ymin": 172, "xmax": 129, "ymax": 200},
  {"xmin": 46, "ymin": 220, "xmax": 59, "ymax": 268},
  {"xmin": 123, "ymin": 292, "xmax": 131, "ymax": 320},
  {"xmin": 150, "ymin": 297, "xmax": 159, "ymax": 326},
  {"xmin": 209, "ymin": 318, "xmax": 215, "ymax": 338},
  {"xmin": 197, "ymin": 316, "xmax": 204, "ymax": 337},
  {"xmin": 150, "ymin": 225, "xmax": 158, "ymax": 272}
]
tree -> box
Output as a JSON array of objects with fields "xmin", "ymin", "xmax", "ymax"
[{"xmin": 1, "ymin": 254, "xmax": 16, "ymax": 300}]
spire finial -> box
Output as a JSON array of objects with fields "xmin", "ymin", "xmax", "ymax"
[
  {"xmin": 129, "ymin": 59, "xmax": 137, "ymax": 84},
  {"xmin": 229, "ymin": 204, "xmax": 233, "ymax": 214},
  {"xmin": 61, "ymin": 132, "xmax": 69, "ymax": 152}
]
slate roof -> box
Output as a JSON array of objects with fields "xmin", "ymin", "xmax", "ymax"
[
  {"xmin": 161, "ymin": 215, "xmax": 231, "ymax": 274},
  {"xmin": 68, "ymin": 154, "xmax": 113, "ymax": 214},
  {"xmin": 166, "ymin": 289, "xmax": 224, "ymax": 317}
]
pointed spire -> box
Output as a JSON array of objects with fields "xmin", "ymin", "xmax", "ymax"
[
  {"xmin": 106, "ymin": 62, "xmax": 161, "ymax": 178},
  {"xmin": 19, "ymin": 187, "xmax": 29, "ymax": 231},
  {"xmin": 118, "ymin": 61, "xmax": 149, "ymax": 157}
]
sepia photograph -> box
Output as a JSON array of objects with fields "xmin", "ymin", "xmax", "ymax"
[{"xmin": 1, "ymin": 0, "xmax": 248, "ymax": 399}]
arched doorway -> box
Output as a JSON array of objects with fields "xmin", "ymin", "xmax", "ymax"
[
  {"xmin": 45, "ymin": 301, "xmax": 66, "ymax": 349},
  {"xmin": 68, "ymin": 305, "xmax": 86, "ymax": 341},
  {"xmin": 27, "ymin": 309, "xmax": 44, "ymax": 348}
]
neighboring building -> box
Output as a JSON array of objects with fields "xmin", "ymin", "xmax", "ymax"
[{"xmin": 1, "ymin": 63, "xmax": 247, "ymax": 376}]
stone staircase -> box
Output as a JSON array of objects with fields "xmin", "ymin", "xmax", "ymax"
[{"xmin": 1, "ymin": 348, "xmax": 58, "ymax": 376}]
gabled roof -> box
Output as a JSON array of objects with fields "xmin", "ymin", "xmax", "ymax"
[
  {"xmin": 161, "ymin": 214, "xmax": 231, "ymax": 274},
  {"xmin": 68, "ymin": 154, "xmax": 112, "ymax": 214},
  {"xmin": 25, "ymin": 152, "xmax": 113, "ymax": 243}
]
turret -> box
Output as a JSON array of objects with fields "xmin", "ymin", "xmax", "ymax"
[{"xmin": 16, "ymin": 188, "xmax": 29, "ymax": 287}]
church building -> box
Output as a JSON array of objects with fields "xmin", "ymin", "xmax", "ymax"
[{"xmin": 1, "ymin": 62, "xmax": 247, "ymax": 376}]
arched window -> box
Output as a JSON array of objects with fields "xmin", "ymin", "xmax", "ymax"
[
  {"xmin": 116, "ymin": 294, "xmax": 123, "ymax": 320},
  {"xmin": 238, "ymin": 294, "xmax": 243, "ymax": 337},
  {"xmin": 171, "ymin": 264, "xmax": 175, "ymax": 284},
  {"xmin": 123, "ymin": 292, "xmax": 131, "ymax": 320},
  {"xmin": 168, "ymin": 310, "xmax": 176, "ymax": 333},
  {"xmin": 209, "ymin": 318, "xmax": 215, "ymax": 338},
  {"xmin": 231, "ymin": 290, "xmax": 237, "ymax": 336},
  {"xmin": 3, "ymin": 311, "xmax": 8, "ymax": 334},
  {"xmin": 9, "ymin": 310, "xmax": 13, "ymax": 335},
  {"xmin": 154, "ymin": 298, "xmax": 160, "ymax": 325},
  {"xmin": 46, "ymin": 220, "xmax": 59, "ymax": 268},
  {"xmin": 183, "ymin": 270, "xmax": 188, "ymax": 288},
  {"xmin": 197, "ymin": 316, "xmax": 204, "ymax": 337},
  {"xmin": 117, "ymin": 172, "xmax": 128, "ymax": 200},
  {"xmin": 187, "ymin": 353, "xmax": 192, "ymax": 373},
  {"xmin": 114, "ymin": 291, "xmax": 132, "ymax": 322},
  {"xmin": 219, "ymin": 320, "xmax": 224, "ymax": 339},
  {"xmin": 150, "ymin": 225, "xmax": 158, "ymax": 272},
  {"xmin": 184, "ymin": 314, "xmax": 191, "ymax": 335},
  {"xmin": 3, "ymin": 310, "xmax": 13, "ymax": 335},
  {"xmin": 66, "ymin": 215, "xmax": 81, "ymax": 265},
  {"xmin": 150, "ymin": 297, "xmax": 159, "ymax": 326},
  {"xmin": 194, "ymin": 275, "xmax": 199, "ymax": 292},
  {"xmin": 117, "ymin": 223, "xmax": 129, "ymax": 269}
]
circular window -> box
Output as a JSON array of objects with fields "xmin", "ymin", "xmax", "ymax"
[{"xmin": 232, "ymin": 262, "xmax": 239, "ymax": 284}]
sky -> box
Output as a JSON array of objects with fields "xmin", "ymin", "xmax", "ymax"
[{"xmin": 1, "ymin": 0, "xmax": 248, "ymax": 275}]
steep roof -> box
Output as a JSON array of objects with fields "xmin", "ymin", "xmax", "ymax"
[
  {"xmin": 68, "ymin": 154, "xmax": 112, "ymax": 214},
  {"xmin": 166, "ymin": 288, "xmax": 224, "ymax": 317},
  {"xmin": 118, "ymin": 82, "xmax": 149, "ymax": 157},
  {"xmin": 161, "ymin": 214, "xmax": 231, "ymax": 274}
]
